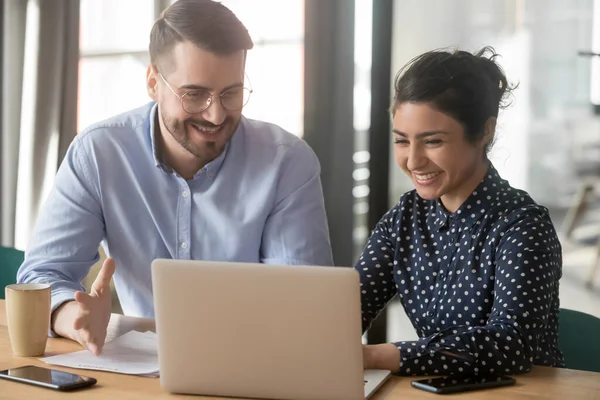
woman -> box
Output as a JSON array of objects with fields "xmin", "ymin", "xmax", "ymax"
[{"xmin": 358, "ymin": 47, "xmax": 564, "ymax": 376}]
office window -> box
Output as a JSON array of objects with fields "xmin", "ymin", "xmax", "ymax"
[
  {"xmin": 78, "ymin": 57, "xmax": 149, "ymax": 132},
  {"xmin": 78, "ymin": 0, "xmax": 156, "ymax": 131},
  {"xmin": 353, "ymin": 0, "xmax": 373, "ymax": 257},
  {"xmin": 80, "ymin": 0, "xmax": 154, "ymax": 53}
]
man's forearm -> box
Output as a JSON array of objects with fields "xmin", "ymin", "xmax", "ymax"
[{"xmin": 51, "ymin": 300, "xmax": 78, "ymax": 340}]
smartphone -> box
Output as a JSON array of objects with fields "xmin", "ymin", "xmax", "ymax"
[
  {"xmin": 411, "ymin": 375, "xmax": 516, "ymax": 394},
  {"xmin": 0, "ymin": 365, "xmax": 97, "ymax": 391}
]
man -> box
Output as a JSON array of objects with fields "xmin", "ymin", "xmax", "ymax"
[{"xmin": 17, "ymin": 0, "xmax": 332, "ymax": 355}]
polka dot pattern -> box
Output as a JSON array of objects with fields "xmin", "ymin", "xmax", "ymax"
[{"xmin": 355, "ymin": 164, "xmax": 564, "ymax": 376}]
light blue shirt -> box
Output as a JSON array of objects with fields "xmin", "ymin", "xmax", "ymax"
[{"xmin": 17, "ymin": 102, "xmax": 333, "ymax": 322}]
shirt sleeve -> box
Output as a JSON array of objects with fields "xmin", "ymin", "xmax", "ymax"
[
  {"xmin": 260, "ymin": 140, "xmax": 333, "ymax": 266},
  {"xmin": 354, "ymin": 207, "xmax": 398, "ymax": 333},
  {"xmin": 17, "ymin": 137, "xmax": 106, "ymax": 335},
  {"xmin": 393, "ymin": 208, "xmax": 562, "ymax": 376}
]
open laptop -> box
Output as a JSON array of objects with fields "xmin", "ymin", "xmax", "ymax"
[{"xmin": 151, "ymin": 259, "xmax": 391, "ymax": 400}]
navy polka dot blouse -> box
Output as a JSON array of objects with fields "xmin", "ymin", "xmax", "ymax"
[{"xmin": 356, "ymin": 163, "xmax": 564, "ymax": 376}]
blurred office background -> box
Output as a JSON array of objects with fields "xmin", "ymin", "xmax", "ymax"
[{"xmin": 1, "ymin": 0, "xmax": 599, "ymax": 342}]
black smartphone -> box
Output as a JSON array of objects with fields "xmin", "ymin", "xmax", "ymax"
[
  {"xmin": 411, "ymin": 375, "xmax": 516, "ymax": 394},
  {"xmin": 0, "ymin": 365, "xmax": 97, "ymax": 391}
]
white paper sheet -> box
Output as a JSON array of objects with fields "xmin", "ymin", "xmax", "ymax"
[{"xmin": 40, "ymin": 330, "xmax": 159, "ymax": 377}]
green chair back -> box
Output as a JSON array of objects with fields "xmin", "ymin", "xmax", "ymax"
[
  {"xmin": 559, "ymin": 308, "xmax": 600, "ymax": 373},
  {"xmin": 0, "ymin": 246, "xmax": 25, "ymax": 300}
]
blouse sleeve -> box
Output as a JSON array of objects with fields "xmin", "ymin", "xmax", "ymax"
[
  {"xmin": 354, "ymin": 207, "xmax": 398, "ymax": 333},
  {"xmin": 393, "ymin": 208, "xmax": 562, "ymax": 376}
]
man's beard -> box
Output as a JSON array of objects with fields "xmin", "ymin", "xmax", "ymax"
[{"xmin": 161, "ymin": 111, "xmax": 240, "ymax": 162}]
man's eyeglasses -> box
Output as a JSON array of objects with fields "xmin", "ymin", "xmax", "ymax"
[{"xmin": 158, "ymin": 73, "xmax": 252, "ymax": 114}]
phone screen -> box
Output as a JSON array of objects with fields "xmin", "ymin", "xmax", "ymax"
[
  {"xmin": 411, "ymin": 375, "xmax": 516, "ymax": 394},
  {"xmin": 0, "ymin": 365, "xmax": 97, "ymax": 391}
]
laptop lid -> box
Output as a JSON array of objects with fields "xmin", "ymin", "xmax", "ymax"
[{"xmin": 151, "ymin": 259, "xmax": 366, "ymax": 400}]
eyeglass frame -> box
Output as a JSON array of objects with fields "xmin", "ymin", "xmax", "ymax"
[{"xmin": 157, "ymin": 72, "xmax": 253, "ymax": 114}]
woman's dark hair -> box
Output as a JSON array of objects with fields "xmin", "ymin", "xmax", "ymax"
[{"xmin": 391, "ymin": 46, "xmax": 516, "ymax": 153}]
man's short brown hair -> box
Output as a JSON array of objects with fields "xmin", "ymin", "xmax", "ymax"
[{"xmin": 149, "ymin": 0, "xmax": 254, "ymax": 71}]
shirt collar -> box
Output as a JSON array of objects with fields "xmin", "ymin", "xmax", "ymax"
[
  {"xmin": 148, "ymin": 103, "xmax": 238, "ymax": 180},
  {"xmin": 431, "ymin": 200, "xmax": 451, "ymax": 230},
  {"xmin": 148, "ymin": 103, "xmax": 163, "ymax": 169},
  {"xmin": 430, "ymin": 162, "xmax": 506, "ymax": 231},
  {"xmin": 197, "ymin": 141, "xmax": 230, "ymax": 180}
]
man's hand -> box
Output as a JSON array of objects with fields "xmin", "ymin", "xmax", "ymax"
[{"xmin": 52, "ymin": 258, "xmax": 115, "ymax": 355}]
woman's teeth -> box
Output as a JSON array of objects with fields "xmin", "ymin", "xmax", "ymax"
[{"xmin": 415, "ymin": 172, "xmax": 439, "ymax": 182}]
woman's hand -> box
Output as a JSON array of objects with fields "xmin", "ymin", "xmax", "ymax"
[{"xmin": 363, "ymin": 343, "xmax": 401, "ymax": 372}]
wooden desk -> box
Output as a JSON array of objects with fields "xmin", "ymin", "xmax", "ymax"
[{"xmin": 1, "ymin": 300, "xmax": 599, "ymax": 399}]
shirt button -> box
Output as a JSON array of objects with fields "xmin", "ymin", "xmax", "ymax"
[
  {"xmin": 182, "ymin": 190, "xmax": 189, "ymax": 198},
  {"xmin": 181, "ymin": 242, "xmax": 188, "ymax": 249}
]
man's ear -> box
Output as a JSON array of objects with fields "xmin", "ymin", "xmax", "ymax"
[
  {"xmin": 484, "ymin": 117, "xmax": 497, "ymax": 145},
  {"xmin": 146, "ymin": 65, "xmax": 159, "ymax": 101}
]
